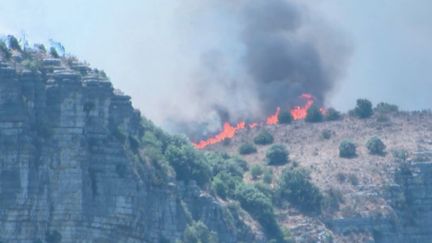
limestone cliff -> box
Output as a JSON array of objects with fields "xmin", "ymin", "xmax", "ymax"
[{"xmin": 0, "ymin": 49, "xmax": 263, "ymax": 243}]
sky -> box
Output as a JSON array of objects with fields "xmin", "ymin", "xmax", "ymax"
[{"xmin": 1, "ymin": 0, "xmax": 432, "ymax": 126}]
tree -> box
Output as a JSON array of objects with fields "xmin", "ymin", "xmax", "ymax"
[
  {"xmin": 251, "ymin": 165, "xmax": 264, "ymax": 180},
  {"xmin": 238, "ymin": 143, "xmax": 257, "ymax": 155},
  {"xmin": 7, "ymin": 35, "xmax": 21, "ymax": 51},
  {"xmin": 266, "ymin": 144, "xmax": 289, "ymax": 165},
  {"xmin": 305, "ymin": 106, "xmax": 323, "ymax": 123},
  {"xmin": 182, "ymin": 221, "xmax": 218, "ymax": 243},
  {"xmin": 366, "ymin": 137, "xmax": 386, "ymax": 155},
  {"xmin": 353, "ymin": 99, "xmax": 373, "ymax": 119},
  {"xmin": 50, "ymin": 47, "xmax": 60, "ymax": 58},
  {"xmin": 325, "ymin": 108, "xmax": 341, "ymax": 121},
  {"xmin": 276, "ymin": 168, "xmax": 323, "ymax": 214},
  {"xmin": 339, "ymin": 140, "xmax": 357, "ymax": 158},
  {"xmin": 278, "ymin": 110, "xmax": 293, "ymax": 124},
  {"xmin": 254, "ymin": 130, "xmax": 274, "ymax": 145}
]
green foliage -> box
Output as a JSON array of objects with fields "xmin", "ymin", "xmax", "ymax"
[
  {"xmin": 238, "ymin": 143, "xmax": 257, "ymax": 155},
  {"xmin": 235, "ymin": 184, "xmax": 283, "ymax": 240},
  {"xmin": 254, "ymin": 130, "xmax": 274, "ymax": 145},
  {"xmin": 0, "ymin": 40, "xmax": 11, "ymax": 59},
  {"xmin": 324, "ymin": 108, "xmax": 341, "ymax": 121},
  {"xmin": 353, "ymin": 99, "xmax": 373, "ymax": 119},
  {"xmin": 251, "ymin": 165, "xmax": 264, "ymax": 180},
  {"xmin": 45, "ymin": 230, "xmax": 62, "ymax": 243},
  {"xmin": 206, "ymin": 152, "xmax": 246, "ymax": 178},
  {"xmin": 321, "ymin": 129, "xmax": 332, "ymax": 140},
  {"xmin": 366, "ymin": 137, "xmax": 386, "ymax": 155},
  {"xmin": 375, "ymin": 102, "xmax": 399, "ymax": 113},
  {"xmin": 266, "ymin": 144, "xmax": 289, "ymax": 165},
  {"xmin": 263, "ymin": 169, "xmax": 273, "ymax": 184},
  {"xmin": 305, "ymin": 106, "xmax": 323, "ymax": 123},
  {"xmin": 392, "ymin": 149, "xmax": 408, "ymax": 162},
  {"xmin": 278, "ymin": 110, "xmax": 293, "ymax": 124},
  {"xmin": 8, "ymin": 35, "xmax": 21, "ymax": 51},
  {"xmin": 276, "ymin": 168, "xmax": 323, "ymax": 214},
  {"xmin": 165, "ymin": 139, "xmax": 211, "ymax": 186},
  {"xmin": 22, "ymin": 58, "xmax": 42, "ymax": 72},
  {"xmin": 34, "ymin": 44, "xmax": 47, "ymax": 53},
  {"xmin": 50, "ymin": 47, "xmax": 60, "ymax": 58},
  {"xmin": 339, "ymin": 140, "xmax": 357, "ymax": 158},
  {"xmin": 211, "ymin": 171, "xmax": 242, "ymax": 199},
  {"xmin": 182, "ymin": 221, "xmax": 218, "ymax": 243},
  {"xmin": 322, "ymin": 188, "xmax": 344, "ymax": 212}
]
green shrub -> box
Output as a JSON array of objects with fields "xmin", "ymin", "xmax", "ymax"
[
  {"xmin": 211, "ymin": 172, "xmax": 242, "ymax": 199},
  {"xmin": 339, "ymin": 140, "xmax": 356, "ymax": 158},
  {"xmin": 276, "ymin": 168, "xmax": 323, "ymax": 214},
  {"xmin": 366, "ymin": 137, "xmax": 386, "ymax": 155},
  {"xmin": 253, "ymin": 130, "xmax": 274, "ymax": 145},
  {"xmin": 235, "ymin": 184, "xmax": 283, "ymax": 240},
  {"xmin": 0, "ymin": 40, "xmax": 11, "ymax": 59},
  {"xmin": 182, "ymin": 221, "xmax": 218, "ymax": 243},
  {"xmin": 238, "ymin": 143, "xmax": 257, "ymax": 155},
  {"xmin": 392, "ymin": 149, "xmax": 408, "ymax": 162},
  {"xmin": 375, "ymin": 102, "xmax": 399, "ymax": 113},
  {"xmin": 266, "ymin": 144, "xmax": 289, "ymax": 165},
  {"xmin": 8, "ymin": 35, "xmax": 21, "ymax": 51},
  {"xmin": 325, "ymin": 108, "xmax": 341, "ymax": 121},
  {"xmin": 278, "ymin": 110, "xmax": 293, "ymax": 124},
  {"xmin": 251, "ymin": 165, "xmax": 264, "ymax": 180},
  {"xmin": 263, "ymin": 169, "xmax": 273, "ymax": 184},
  {"xmin": 353, "ymin": 99, "xmax": 373, "ymax": 119},
  {"xmin": 50, "ymin": 47, "xmax": 60, "ymax": 58},
  {"xmin": 165, "ymin": 140, "xmax": 211, "ymax": 186},
  {"xmin": 305, "ymin": 106, "xmax": 323, "ymax": 123},
  {"xmin": 321, "ymin": 129, "xmax": 332, "ymax": 140}
]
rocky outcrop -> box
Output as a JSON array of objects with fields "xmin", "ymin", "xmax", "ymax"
[{"xmin": 0, "ymin": 59, "xmax": 262, "ymax": 243}]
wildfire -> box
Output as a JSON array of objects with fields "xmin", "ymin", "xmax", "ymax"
[{"xmin": 193, "ymin": 93, "xmax": 317, "ymax": 149}]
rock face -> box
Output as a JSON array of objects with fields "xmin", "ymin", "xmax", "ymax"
[{"xmin": 0, "ymin": 60, "xmax": 261, "ymax": 243}]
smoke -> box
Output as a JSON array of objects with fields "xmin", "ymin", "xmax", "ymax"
[{"xmin": 165, "ymin": 0, "xmax": 351, "ymax": 138}]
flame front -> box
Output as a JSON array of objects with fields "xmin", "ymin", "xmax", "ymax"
[{"xmin": 193, "ymin": 93, "xmax": 318, "ymax": 149}]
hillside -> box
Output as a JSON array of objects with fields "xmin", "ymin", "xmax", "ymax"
[{"xmin": 205, "ymin": 109, "xmax": 432, "ymax": 242}]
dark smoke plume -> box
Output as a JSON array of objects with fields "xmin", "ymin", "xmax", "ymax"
[{"xmin": 167, "ymin": 0, "xmax": 351, "ymax": 138}]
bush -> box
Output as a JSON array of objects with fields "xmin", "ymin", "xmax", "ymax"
[
  {"xmin": 276, "ymin": 168, "xmax": 323, "ymax": 214},
  {"xmin": 212, "ymin": 172, "xmax": 242, "ymax": 199},
  {"xmin": 321, "ymin": 129, "xmax": 332, "ymax": 140},
  {"xmin": 366, "ymin": 137, "xmax": 386, "ymax": 155},
  {"xmin": 0, "ymin": 41, "xmax": 11, "ymax": 59},
  {"xmin": 263, "ymin": 169, "xmax": 273, "ymax": 184},
  {"xmin": 235, "ymin": 184, "xmax": 283, "ymax": 240},
  {"xmin": 50, "ymin": 47, "xmax": 60, "ymax": 58},
  {"xmin": 325, "ymin": 108, "xmax": 341, "ymax": 121},
  {"xmin": 375, "ymin": 102, "xmax": 399, "ymax": 113},
  {"xmin": 254, "ymin": 130, "xmax": 274, "ymax": 145},
  {"xmin": 339, "ymin": 140, "xmax": 356, "ymax": 158},
  {"xmin": 8, "ymin": 35, "xmax": 21, "ymax": 51},
  {"xmin": 251, "ymin": 165, "xmax": 264, "ymax": 180},
  {"xmin": 305, "ymin": 106, "xmax": 323, "ymax": 123},
  {"xmin": 182, "ymin": 221, "xmax": 218, "ymax": 243},
  {"xmin": 266, "ymin": 144, "xmax": 289, "ymax": 165},
  {"xmin": 392, "ymin": 149, "xmax": 408, "ymax": 162},
  {"xmin": 278, "ymin": 110, "xmax": 293, "ymax": 124},
  {"xmin": 353, "ymin": 99, "xmax": 373, "ymax": 119},
  {"xmin": 165, "ymin": 140, "xmax": 211, "ymax": 186},
  {"xmin": 238, "ymin": 143, "xmax": 257, "ymax": 155}
]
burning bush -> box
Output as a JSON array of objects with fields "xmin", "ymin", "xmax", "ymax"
[
  {"xmin": 238, "ymin": 143, "xmax": 257, "ymax": 155},
  {"xmin": 254, "ymin": 130, "xmax": 274, "ymax": 145},
  {"xmin": 325, "ymin": 108, "xmax": 341, "ymax": 121},
  {"xmin": 339, "ymin": 140, "xmax": 357, "ymax": 158},
  {"xmin": 305, "ymin": 106, "xmax": 323, "ymax": 123},
  {"xmin": 366, "ymin": 136, "xmax": 386, "ymax": 155},
  {"xmin": 353, "ymin": 99, "xmax": 373, "ymax": 119},
  {"xmin": 278, "ymin": 110, "xmax": 293, "ymax": 124},
  {"xmin": 276, "ymin": 168, "xmax": 323, "ymax": 214},
  {"xmin": 266, "ymin": 144, "xmax": 289, "ymax": 165}
]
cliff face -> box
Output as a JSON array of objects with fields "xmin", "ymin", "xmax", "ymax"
[{"xmin": 0, "ymin": 58, "xmax": 261, "ymax": 243}]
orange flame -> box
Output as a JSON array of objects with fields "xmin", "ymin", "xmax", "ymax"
[{"xmin": 193, "ymin": 93, "xmax": 318, "ymax": 149}]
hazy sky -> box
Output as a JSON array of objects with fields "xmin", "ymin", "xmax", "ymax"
[{"xmin": 1, "ymin": 0, "xmax": 432, "ymax": 125}]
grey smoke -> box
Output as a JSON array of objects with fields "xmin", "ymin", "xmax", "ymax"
[{"xmin": 167, "ymin": 0, "xmax": 351, "ymax": 138}]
